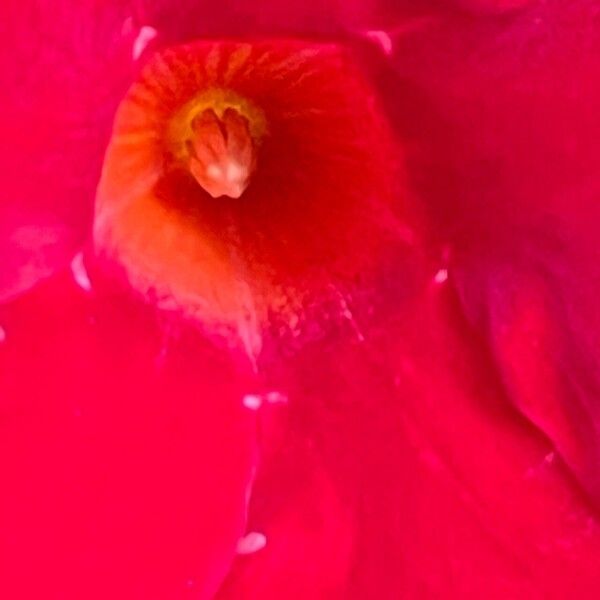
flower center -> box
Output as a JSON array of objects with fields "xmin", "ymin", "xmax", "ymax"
[
  {"xmin": 94, "ymin": 40, "xmax": 400, "ymax": 352},
  {"xmin": 167, "ymin": 88, "xmax": 267, "ymax": 200},
  {"xmin": 186, "ymin": 107, "xmax": 256, "ymax": 199}
]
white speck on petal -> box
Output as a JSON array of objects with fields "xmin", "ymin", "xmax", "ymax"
[
  {"xmin": 433, "ymin": 268, "xmax": 449, "ymax": 284},
  {"xmin": 265, "ymin": 391, "xmax": 288, "ymax": 405},
  {"xmin": 544, "ymin": 451, "xmax": 556, "ymax": 464},
  {"xmin": 332, "ymin": 286, "xmax": 365, "ymax": 342},
  {"xmin": 236, "ymin": 531, "xmax": 267, "ymax": 555},
  {"xmin": 71, "ymin": 252, "xmax": 92, "ymax": 292},
  {"xmin": 364, "ymin": 30, "xmax": 393, "ymax": 55},
  {"xmin": 242, "ymin": 394, "xmax": 263, "ymax": 410},
  {"xmin": 133, "ymin": 25, "xmax": 157, "ymax": 60},
  {"xmin": 243, "ymin": 391, "xmax": 288, "ymax": 410},
  {"xmin": 0, "ymin": 325, "xmax": 6, "ymax": 343}
]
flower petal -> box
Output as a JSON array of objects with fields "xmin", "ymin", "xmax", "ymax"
[
  {"xmin": 384, "ymin": 0, "xmax": 600, "ymax": 500},
  {"xmin": 0, "ymin": 273, "xmax": 258, "ymax": 599},
  {"xmin": 0, "ymin": 0, "xmax": 136, "ymax": 301}
]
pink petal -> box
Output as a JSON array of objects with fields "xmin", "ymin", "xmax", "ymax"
[
  {"xmin": 0, "ymin": 0, "xmax": 135, "ymax": 301},
  {"xmin": 0, "ymin": 274, "xmax": 258, "ymax": 598}
]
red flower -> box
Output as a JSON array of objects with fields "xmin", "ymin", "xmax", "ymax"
[{"xmin": 2, "ymin": 1, "xmax": 600, "ymax": 598}]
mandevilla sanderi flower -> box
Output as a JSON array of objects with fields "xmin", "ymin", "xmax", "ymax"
[{"xmin": 2, "ymin": 1, "xmax": 600, "ymax": 599}]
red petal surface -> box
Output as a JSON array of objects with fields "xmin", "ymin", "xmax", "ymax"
[
  {"xmin": 0, "ymin": 274, "xmax": 257, "ymax": 599},
  {"xmin": 385, "ymin": 0, "xmax": 600, "ymax": 500},
  {"xmin": 0, "ymin": 0, "xmax": 135, "ymax": 298},
  {"xmin": 3, "ymin": 0, "xmax": 600, "ymax": 598}
]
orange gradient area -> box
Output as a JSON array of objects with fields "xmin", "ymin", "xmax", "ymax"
[{"xmin": 94, "ymin": 40, "xmax": 402, "ymax": 351}]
